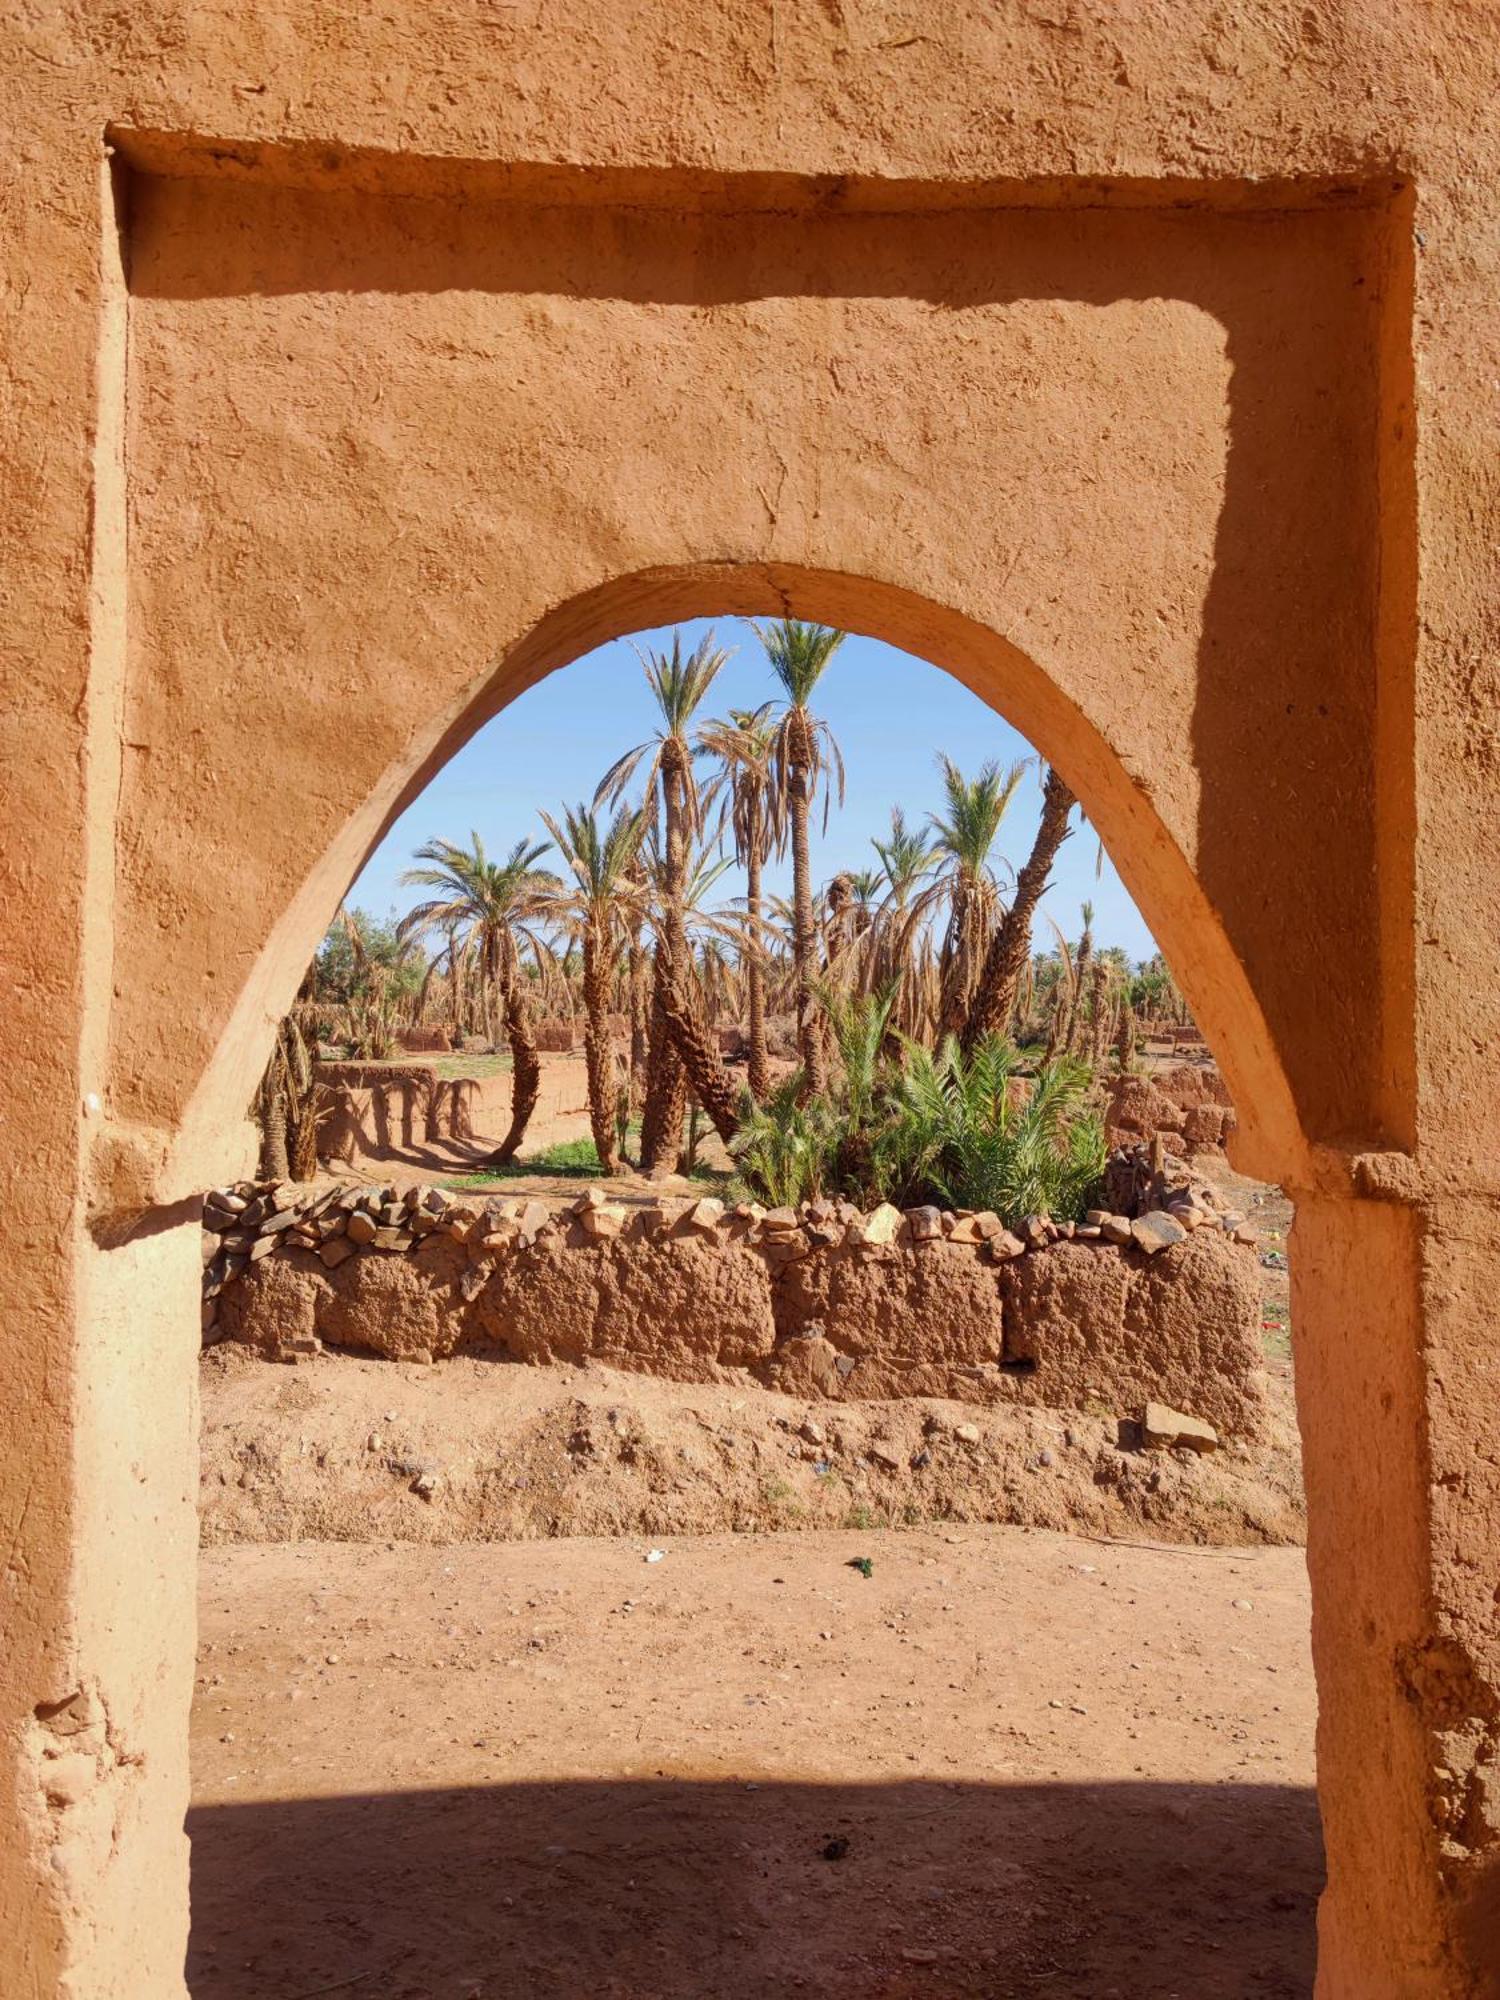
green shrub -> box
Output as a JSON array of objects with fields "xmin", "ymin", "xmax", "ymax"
[{"xmin": 731, "ymin": 1009, "xmax": 1104, "ymax": 1226}]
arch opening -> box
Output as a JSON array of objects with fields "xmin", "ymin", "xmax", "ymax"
[
  {"xmin": 187, "ymin": 589, "xmax": 1318, "ymax": 1997},
  {"xmin": 165, "ymin": 565, "xmax": 1307, "ymax": 1203}
]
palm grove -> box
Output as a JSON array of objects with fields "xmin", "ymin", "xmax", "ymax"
[{"xmin": 265, "ymin": 623, "xmax": 1192, "ymax": 1222}]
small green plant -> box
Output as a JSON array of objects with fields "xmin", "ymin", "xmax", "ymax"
[
  {"xmin": 843, "ymin": 1503, "xmax": 879, "ymax": 1531},
  {"xmin": 732, "ymin": 1017, "xmax": 1105, "ymax": 1227}
]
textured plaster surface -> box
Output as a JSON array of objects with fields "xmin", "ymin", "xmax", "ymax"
[{"xmin": 2, "ymin": 4, "xmax": 1499, "ymax": 1995}]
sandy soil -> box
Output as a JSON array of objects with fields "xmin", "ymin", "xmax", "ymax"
[
  {"xmin": 199, "ymin": 1342, "xmax": 1306, "ymax": 1549},
  {"xmin": 190, "ymin": 1525, "xmax": 1319, "ymax": 1999}
]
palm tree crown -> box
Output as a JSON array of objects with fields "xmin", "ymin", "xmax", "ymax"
[
  {"xmin": 926, "ymin": 756, "xmax": 1027, "ymax": 887},
  {"xmin": 539, "ymin": 802, "xmax": 648, "ymax": 933},
  {"xmin": 596, "ymin": 629, "xmax": 731, "ymax": 835},
  {"xmin": 398, "ymin": 833, "xmax": 557, "ymax": 957}
]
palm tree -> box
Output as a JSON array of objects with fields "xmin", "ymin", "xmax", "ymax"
[
  {"xmin": 637, "ymin": 835, "xmax": 747, "ymax": 1145},
  {"xmin": 962, "ymin": 764, "xmax": 1076, "ymax": 1052},
  {"xmin": 698, "ymin": 702, "xmax": 783, "ymax": 1101},
  {"xmin": 599, "ymin": 630, "xmax": 731, "ymax": 1171},
  {"xmin": 866, "ymin": 806, "xmax": 938, "ymax": 1036},
  {"xmin": 923, "ymin": 754, "xmax": 1026, "ymax": 1040},
  {"xmin": 760, "ymin": 619, "xmax": 846, "ymax": 1094},
  {"xmin": 1065, "ymin": 900, "xmax": 1095, "ymax": 1054},
  {"xmin": 398, "ymin": 833, "xmax": 558, "ymax": 1161},
  {"xmin": 539, "ymin": 801, "xmax": 647, "ymax": 1172}
]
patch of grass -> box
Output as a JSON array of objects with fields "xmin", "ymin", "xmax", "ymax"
[
  {"xmin": 1261, "ymin": 1297, "xmax": 1292, "ymax": 1361},
  {"xmin": 430, "ymin": 1051, "xmax": 512, "ymax": 1080},
  {"xmin": 442, "ymin": 1136, "xmax": 610, "ymax": 1188},
  {"xmin": 842, "ymin": 1503, "xmax": 880, "ymax": 1531}
]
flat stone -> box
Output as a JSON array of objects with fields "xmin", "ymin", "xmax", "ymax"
[
  {"xmin": 207, "ymin": 1188, "xmax": 248, "ymax": 1215},
  {"xmin": 858, "ymin": 1202, "xmax": 904, "ymax": 1247},
  {"xmin": 248, "ymin": 1235, "xmax": 278, "ymax": 1262},
  {"xmin": 258, "ymin": 1208, "xmax": 300, "ymax": 1234},
  {"xmin": 687, "ymin": 1196, "xmax": 725, "ymax": 1233},
  {"xmin": 318, "ymin": 1236, "xmax": 357, "ymax": 1268},
  {"xmin": 1130, "ymin": 1210, "xmax": 1188, "ymax": 1255},
  {"xmin": 518, "ymin": 1199, "xmax": 552, "ymax": 1239},
  {"xmin": 988, "ymin": 1230, "xmax": 1027, "ymax": 1260},
  {"xmin": 946, "ymin": 1214, "xmax": 987, "ymax": 1244},
  {"xmin": 371, "ymin": 1227, "xmax": 415, "ymax": 1252},
  {"xmin": 953, "ymin": 1422, "xmax": 981, "ymax": 1445},
  {"xmin": 761, "ymin": 1207, "xmax": 800, "ymax": 1233},
  {"xmin": 907, "ymin": 1205, "xmax": 944, "ymax": 1241},
  {"xmin": 346, "ymin": 1211, "xmax": 378, "ymax": 1244},
  {"xmin": 869, "ymin": 1440, "xmax": 904, "ymax": 1471},
  {"xmin": 580, "ymin": 1203, "xmax": 627, "ymax": 1239},
  {"xmin": 1142, "ymin": 1401, "xmax": 1219, "ymax": 1453},
  {"xmin": 1101, "ymin": 1214, "xmax": 1134, "ymax": 1246}
]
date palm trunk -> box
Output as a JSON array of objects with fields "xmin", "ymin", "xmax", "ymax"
[
  {"xmin": 962, "ymin": 767, "xmax": 1076, "ymax": 1053},
  {"xmin": 1066, "ymin": 926, "xmax": 1092, "ymax": 1055},
  {"xmin": 659, "ymin": 962, "xmax": 742, "ymax": 1145},
  {"xmin": 639, "ymin": 958, "xmax": 688, "ymax": 1170},
  {"xmin": 489, "ymin": 932, "xmax": 541, "ymax": 1163},
  {"xmin": 745, "ymin": 804, "xmax": 769, "ymax": 1102},
  {"xmin": 640, "ymin": 745, "xmax": 692, "ymax": 1171},
  {"xmin": 627, "ymin": 920, "xmax": 651, "ymax": 1114},
  {"xmin": 581, "ymin": 924, "xmax": 618, "ymax": 1173},
  {"xmin": 788, "ymin": 727, "xmax": 827, "ymax": 1096}
]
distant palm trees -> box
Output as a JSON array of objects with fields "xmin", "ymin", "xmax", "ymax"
[
  {"xmin": 539, "ymin": 802, "xmax": 647, "ymax": 1172},
  {"xmin": 698, "ymin": 703, "xmax": 783, "ymax": 1100},
  {"xmin": 316, "ymin": 622, "xmax": 1134, "ymax": 1192},
  {"xmin": 599, "ymin": 631, "xmax": 729, "ymax": 1172},
  {"xmin": 398, "ymin": 833, "xmax": 558, "ymax": 1160},
  {"xmin": 923, "ymin": 754, "xmax": 1026, "ymax": 1041},
  {"xmin": 760, "ymin": 619, "xmax": 846, "ymax": 1094},
  {"xmin": 962, "ymin": 765, "xmax": 1076, "ymax": 1053}
]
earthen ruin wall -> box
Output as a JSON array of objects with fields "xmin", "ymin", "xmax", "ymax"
[{"xmin": 206, "ymin": 1179, "xmax": 1267, "ymax": 1441}]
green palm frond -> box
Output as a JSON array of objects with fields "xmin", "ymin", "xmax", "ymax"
[
  {"xmin": 926, "ymin": 755, "xmax": 1028, "ymax": 880},
  {"xmin": 753, "ymin": 618, "xmax": 845, "ymax": 708}
]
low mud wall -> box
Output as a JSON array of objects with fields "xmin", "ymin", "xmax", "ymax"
[
  {"xmin": 316, "ymin": 1060, "xmax": 586, "ymax": 1164},
  {"xmin": 203, "ymin": 1176, "xmax": 1268, "ymax": 1441}
]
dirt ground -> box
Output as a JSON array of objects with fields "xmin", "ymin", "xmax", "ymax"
[
  {"xmin": 191, "ymin": 1525, "xmax": 1317, "ymax": 1999},
  {"xmin": 199, "ymin": 1341, "xmax": 1305, "ymax": 1550},
  {"xmin": 199, "ymin": 1048, "xmax": 1316, "ymax": 1995}
]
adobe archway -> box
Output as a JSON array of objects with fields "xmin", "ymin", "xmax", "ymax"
[{"xmin": 5, "ymin": 18, "xmax": 1500, "ymax": 1996}]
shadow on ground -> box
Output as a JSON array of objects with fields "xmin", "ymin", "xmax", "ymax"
[{"xmin": 187, "ymin": 1777, "xmax": 1321, "ymax": 1998}]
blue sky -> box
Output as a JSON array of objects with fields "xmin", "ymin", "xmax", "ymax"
[{"xmin": 347, "ymin": 618, "xmax": 1159, "ymax": 963}]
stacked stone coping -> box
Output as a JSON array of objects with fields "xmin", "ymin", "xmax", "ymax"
[{"xmin": 199, "ymin": 1151, "xmax": 1257, "ymax": 1344}]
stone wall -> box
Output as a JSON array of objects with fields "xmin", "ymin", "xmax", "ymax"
[
  {"xmin": 203, "ymin": 1166, "xmax": 1267, "ymax": 1442},
  {"xmin": 1105, "ymin": 1062, "xmax": 1238, "ymax": 1156}
]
